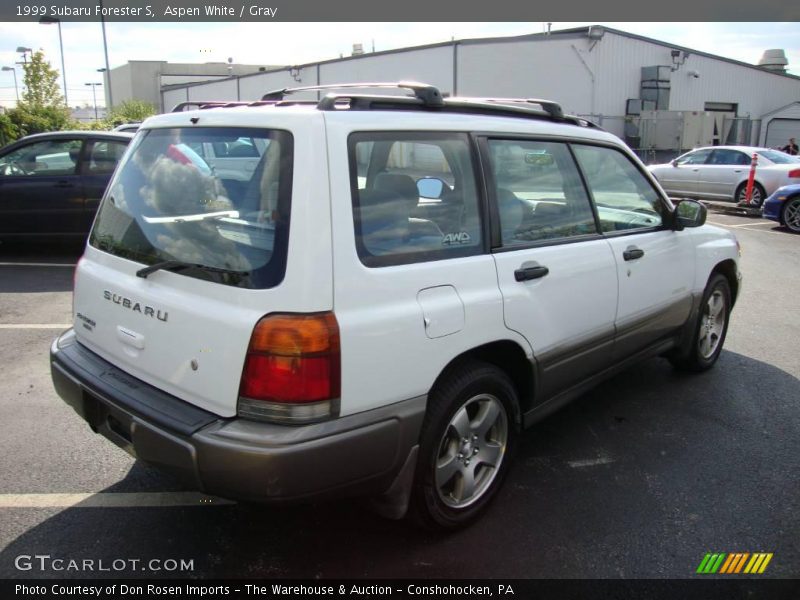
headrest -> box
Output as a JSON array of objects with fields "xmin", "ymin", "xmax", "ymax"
[{"xmin": 374, "ymin": 172, "xmax": 419, "ymax": 204}]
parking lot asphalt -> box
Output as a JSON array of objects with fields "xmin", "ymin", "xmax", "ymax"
[{"xmin": 0, "ymin": 215, "xmax": 798, "ymax": 580}]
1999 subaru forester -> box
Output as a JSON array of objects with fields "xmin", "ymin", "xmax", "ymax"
[{"xmin": 51, "ymin": 83, "xmax": 740, "ymax": 529}]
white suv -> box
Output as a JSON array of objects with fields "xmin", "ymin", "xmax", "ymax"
[{"xmin": 50, "ymin": 83, "xmax": 741, "ymax": 529}]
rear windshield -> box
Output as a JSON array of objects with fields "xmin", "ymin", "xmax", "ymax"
[
  {"xmin": 90, "ymin": 127, "xmax": 293, "ymax": 289},
  {"xmin": 757, "ymin": 150, "xmax": 800, "ymax": 165}
]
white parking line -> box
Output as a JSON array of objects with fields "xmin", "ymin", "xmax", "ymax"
[
  {"xmin": 567, "ymin": 456, "xmax": 615, "ymax": 468},
  {"xmin": 729, "ymin": 221, "xmax": 775, "ymax": 228},
  {"xmin": 0, "ymin": 324, "xmax": 71, "ymax": 329},
  {"xmin": 0, "ymin": 492, "xmax": 235, "ymax": 508},
  {"xmin": 0, "ymin": 262, "xmax": 76, "ymax": 268},
  {"xmin": 708, "ymin": 221, "xmax": 786, "ymax": 235}
]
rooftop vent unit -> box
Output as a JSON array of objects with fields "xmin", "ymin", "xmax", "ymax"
[
  {"xmin": 587, "ymin": 26, "xmax": 605, "ymax": 40},
  {"xmin": 352, "ymin": 43, "xmax": 364, "ymax": 56},
  {"xmin": 758, "ymin": 49, "xmax": 788, "ymax": 74}
]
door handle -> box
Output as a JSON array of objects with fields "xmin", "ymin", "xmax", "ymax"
[
  {"xmin": 54, "ymin": 180, "xmax": 74, "ymax": 188},
  {"xmin": 514, "ymin": 265, "xmax": 549, "ymax": 281},
  {"xmin": 623, "ymin": 247, "xmax": 645, "ymax": 261}
]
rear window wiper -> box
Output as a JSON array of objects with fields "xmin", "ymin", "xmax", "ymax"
[
  {"xmin": 142, "ymin": 210, "xmax": 239, "ymax": 224},
  {"xmin": 136, "ymin": 260, "xmax": 241, "ymax": 279}
]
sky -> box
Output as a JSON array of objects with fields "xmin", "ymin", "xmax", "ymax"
[{"xmin": 0, "ymin": 21, "xmax": 798, "ymax": 108}]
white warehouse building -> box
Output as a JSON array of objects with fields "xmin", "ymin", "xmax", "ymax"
[{"xmin": 159, "ymin": 26, "xmax": 800, "ymax": 159}]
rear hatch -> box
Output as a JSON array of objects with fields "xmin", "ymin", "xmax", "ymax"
[{"xmin": 73, "ymin": 122, "xmax": 323, "ymax": 417}]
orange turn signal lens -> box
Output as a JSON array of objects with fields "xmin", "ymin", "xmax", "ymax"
[{"xmin": 249, "ymin": 313, "xmax": 339, "ymax": 356}]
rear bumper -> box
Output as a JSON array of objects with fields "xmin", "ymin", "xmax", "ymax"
[{"xmin": 50, "ymin": 329, "xmax": 425, "ymax": 504}]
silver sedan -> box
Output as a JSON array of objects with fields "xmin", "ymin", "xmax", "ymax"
[{"xmin": 647, "ymin": 146, "xmax": 800, "ymax": 206}]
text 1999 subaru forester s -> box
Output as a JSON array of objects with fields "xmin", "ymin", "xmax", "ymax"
[{"xmin": 51, "ymin": 82, "xmax": 741, "ymax": 529}]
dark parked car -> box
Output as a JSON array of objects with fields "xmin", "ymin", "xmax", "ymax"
[{"xmin": 0, "ymin": 131, "xmax": 133, "ymax": 238}]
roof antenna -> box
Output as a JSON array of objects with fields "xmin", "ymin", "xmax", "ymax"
[{"xmin": 547, "ymin": 23, "xmax": 552, "ymax": 35}]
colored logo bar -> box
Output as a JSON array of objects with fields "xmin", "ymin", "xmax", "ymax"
[{"xmin": 696, "ymin": 553, "xmax": 773, "ymax": 574}]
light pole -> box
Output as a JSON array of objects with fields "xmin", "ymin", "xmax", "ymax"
[
  {"xmin": 98, "ymin": 0, "xmax": 113, "ymax": 108},
  {"xmin": 85, "ymin": 82, "xmax": 101, "ymax": 121},
  {"xmin": 97, "ymin": 68, "xmax": 110, "ymax": 109},
  {"xmin": 15, "ymin": 47, "xmax": 32, "ymax": 64},
  {"xmin": 39, "ymin": 16, "xmax": 68, "ymax": 107},
  {"xmin": 1, "ymin": 67, "xmax": 18, "ymax": 103}
]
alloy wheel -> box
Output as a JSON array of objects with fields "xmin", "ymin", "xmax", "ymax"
[
  {"xmin": 698, "ymin": 290, "xmax": 727, "ymax": 359},
  {"xmin": 435, "ymin": 393, "xmax": 508, "ymax": 509},
  {"xmin": 784, "ymin": 198, "xmax": 800, "ymax": 233}
]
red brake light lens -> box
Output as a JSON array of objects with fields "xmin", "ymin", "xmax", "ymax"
[
  {"xmin": 788, "ymin": 168, "xmax": 800, "ymax": 178},
  {"xmin": 238, "ymin": 313, "xmax": 340, "ymax": 423},
  {"xmin": 240, "ymin": 354, "xmax": 337, "ymax": 403}
]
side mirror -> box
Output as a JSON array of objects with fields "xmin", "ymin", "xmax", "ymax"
[
  {"xmin": 417, "ymin": 177, "xmax": 445, "ymax": 200},
  {"xmin": 673, "ymin": 199, "xmax": 707, "ymax": 230},
  {"xmin": 670, "ymin": 159, "xmax": 679, "ymax": 167}
]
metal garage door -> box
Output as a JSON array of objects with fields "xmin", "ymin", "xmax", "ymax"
[{"xmin": 765, "ymin": 118, "xmax": 800, "ymax": 149}]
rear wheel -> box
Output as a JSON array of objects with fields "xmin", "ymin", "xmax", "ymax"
[
  {"xmin": 670, "ymin": 273, "xmax": 731, "ymax": 372},
  {"xmin": 781, "ymin": 197, "xmax": 800, "ymax": 233},
  {"xmin": 410, "ymin": 360, "xmax": 518, "ymax": 530},
  {"xmin": 735, "ymin": 182, "xmax": 765, "ymax": 206}
]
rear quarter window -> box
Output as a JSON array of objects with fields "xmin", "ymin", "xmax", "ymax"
[{"xmin": 349, "ymin": 132, "xmax": 484, "ymax": 267}]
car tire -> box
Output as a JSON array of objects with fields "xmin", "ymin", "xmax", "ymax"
[
  {"xmin": 409, "ymin": 360, "xmax": 519, "ymax": 530},
  {"xmin": 735, "ymin": 182, "xmax": 765, "ymax": 207},
  {"xmin": 670, "ymin": 273, "xmax": 731, "ymax": 372},
  {"xmin": 780, "ymin": 196, "xmax": 800, "ymax": 233}
]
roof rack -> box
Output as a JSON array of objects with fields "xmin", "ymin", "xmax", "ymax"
[
  {"xmin": 261, "ymin": 81, "xmax": 445, "ymax": 107},
  {"xmin": 170, "ymin": 82, "xmax": 600, "ymax": 129}
]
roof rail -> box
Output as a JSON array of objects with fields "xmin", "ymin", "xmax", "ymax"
[
  {"xmin": 456, "ymin": 97, "xmax": 564, "ymax": 119},
  {"xmin": 261, "ymin": 81, "xmax": 445, "ymax": 107},
  {"xmin": 171, "ymin": 100, "xmax": 253, "ymax": 112}
]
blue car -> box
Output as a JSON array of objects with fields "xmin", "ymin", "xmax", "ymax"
[{"xmin": 763, "ymin": 183, "xmax": 800, "ymax": 233}]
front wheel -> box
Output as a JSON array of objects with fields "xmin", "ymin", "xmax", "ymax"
[
  {"xmin": 735, "ymin": 182, "xmax": 765, "ymax": 207},
  {"xmin": 670, "ymin": 274, "xmax": 731, "ymax": 372},
  {"xmin": 410, "ymin": 360, "xmax": 519, "ymax": 530},
  {"xmin": 781, "ymin": 197, "xmax": 800, "ymax": 233}
]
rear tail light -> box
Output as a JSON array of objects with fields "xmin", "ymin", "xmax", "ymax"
[
  {"xmin": 238, "ymin": 312, "xmax": 340, "ymax": 424},
  {"xmin": 788, "ymin": 169, "xmax": 800, "ymax": 178}
]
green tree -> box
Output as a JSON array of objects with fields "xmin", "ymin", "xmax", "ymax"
[
  {"xmin": 6, "ymin": 49, "xmax": 74, "ymax": 139},
  {"xmin": 20, "ymin": 50, "xmax": 65, "ymax": 108},
  {"xmin": 0, "ymin": 112, "xmax": 18, "ymax": 147},
  {"xmin": 106, "ymin": 99, "xmax": 156, "ymax": 127}
]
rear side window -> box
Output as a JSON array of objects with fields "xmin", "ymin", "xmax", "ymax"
[
  {"xmin": 90, "ymin": 127, "xmax": 293, "ymax": 289},
  {"xmin": 487, "ymin": 139, "xmax": 597, "ymax": 245},
  {"xmin": 708, "ymin": 149, "xmax": 749, "ymax": 166},
  {"xmin": 86, "ymin": 139, "xmax": 128, "ymax": 174},
  {"xmin": 572, "ymin": 145, "xmax": 664, "ymax": 233},
  {"xmin": 349, "ymin": 132, "xmax": 483, "ymax": 267}
]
